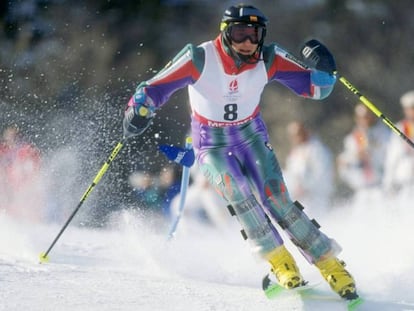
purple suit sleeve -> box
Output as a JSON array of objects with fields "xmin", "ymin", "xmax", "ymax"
[
  {"xmin": 136, "ymin": 44, "xmax": 204, "ymax": 108},
  {"xmin": 266, "ymin": 45, "xmax": 335, "ymax": 99}
]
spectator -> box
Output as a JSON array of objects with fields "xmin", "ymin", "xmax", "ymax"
[
  {"xmin": 0, "ymin": 125, "xmax": 44, "ymax": 222},
  {"xmin": 383, "ymin": 91, "xmax": 414, "ymax": 195},
  {"xmin": 157, "ymin": 165, "xmax": 181, "ymax": 218},
  {"xmin": 129, "ymin": 171, "xmax": 161, "ymax": 213},
  {"xmin": 129, "ymin": 166, "xmax": 181, "ymax": 219},
  {"xmin": 337, "ymin": 103, "xmax": 390, "ymax": 199},
  {"xmin": 283, "ymin": 121, "xmax": 334, "ymax": 217}
]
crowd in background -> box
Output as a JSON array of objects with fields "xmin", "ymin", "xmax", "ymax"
[
  {"xmin": 1, "ymin": 90, "xmax": 414, "ymax": 226},
  {"xmin": 285, "ymin": 91, "xmax": 414, "ymax": 219}
]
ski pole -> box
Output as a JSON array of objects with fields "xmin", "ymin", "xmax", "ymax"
[
  {"xmin": 336, "ymin": 73, "xmax": 414, "ymax": 149},
  {"xmin": 167, "ymin": 137, "xmax": 193, "ymax": 240},
  {"xmin": 39, "ymin": 138, "xmax": 126, "ymax": 263}
]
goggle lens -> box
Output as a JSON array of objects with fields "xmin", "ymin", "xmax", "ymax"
[{"xmin": 229, "ymin": 24, "xmax": 264, "ymax": 44}]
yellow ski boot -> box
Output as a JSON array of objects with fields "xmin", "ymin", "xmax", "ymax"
[
  {"xmin": 315, "ymin": 257, "xmax": 358, "ymax": 300},
  {"xmin": 266, "ymin": 245, "xmax": 304, "ymax": 289}
]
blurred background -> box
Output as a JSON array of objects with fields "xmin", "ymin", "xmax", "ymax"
[{"xmin": 1, "ymin": 0, "xmax": 414, "ymax": 226}]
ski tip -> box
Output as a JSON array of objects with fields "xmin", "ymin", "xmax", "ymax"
[
  {"xmin": 262, "ymin": 274, "xmax": 287, "ymax": 299},
  {"xmin": 347, "ymin": 296, "xmax": 364, "ymax": 310},
  {"xmin": 39, "ymin": 252, "xmax": 49, "ymax": 264},
  {"xmin": 264, "ymin": 283, "xmax": 285, "ymax": 299}
]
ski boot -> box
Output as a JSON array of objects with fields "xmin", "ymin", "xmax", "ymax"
[
  {"xmin": 315, "ymin": 257, "xmax": 358, "ymax": 300},
  {"xmin": 266, "ymin": 245, "xmax": 305, "ymax": 289}
]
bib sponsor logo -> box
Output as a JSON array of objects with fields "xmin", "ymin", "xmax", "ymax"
[
  {"xmin": 229, "ymin": 79, "xmax": 238, "ymax": 93},
  {"xmin": 224, "ymin": 79, "xmax": 241, "ymax": 102},
  {"xmin": 207, "ymin": 116, "xmax": 253, "ymax": 127}
]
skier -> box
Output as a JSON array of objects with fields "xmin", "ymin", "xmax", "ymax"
[
  {"xmin": 123, "ymin": 4, "xmax": 358, "ymax": 299},
  {"xmin": 383, "ymin": 91, "xmax": 414, "ymax": 195}
]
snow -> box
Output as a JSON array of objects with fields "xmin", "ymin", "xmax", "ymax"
[{"xmin": 1, "ymin": 194, "xmax": 414, "ymax": 311}]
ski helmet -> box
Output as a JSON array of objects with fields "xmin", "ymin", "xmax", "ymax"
[
  {"xmin": 220, "ymin": 4, "xmax": 268, "ymax": 63},
  {"xmin": 220, "ymin": 4, "xmax": 268, "ymax": 30}
]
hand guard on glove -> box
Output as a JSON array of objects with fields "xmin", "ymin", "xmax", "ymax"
[
  {"xmin": 159, "ymin": 144, "xmax": 195, "ymax": 168},
  {"xmin": 123, "ymin": 91, "xmax": 155, "ymax": 138},
  {"xmin": 300, "ymin": 39, "xmax": 336, "ymax": 74}
]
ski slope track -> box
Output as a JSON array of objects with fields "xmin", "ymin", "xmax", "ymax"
[{"xmin": 1, "ymin": 195, "xmax": 414, "ymax": 311}]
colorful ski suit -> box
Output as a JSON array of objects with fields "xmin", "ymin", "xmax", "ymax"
[{"xmin": 131, "ymin": 35, "xmax": 339, "ymax": 263}]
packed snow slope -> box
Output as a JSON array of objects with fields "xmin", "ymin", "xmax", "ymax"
[{"xmin": 1, "ymin": 194, "xmax": 414, "ymax": 311}]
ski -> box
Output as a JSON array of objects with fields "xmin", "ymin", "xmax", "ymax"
[
  {"xmin": 262, "ymin": 274, "xmax": 364, "ymax": 310},
  {"xmin": 347, "ymin": 297, "xmax": 364, "ymax": 311},
  {"xmin": 262, "ymin": 274, "xmax": 319, "ymax": 299}
]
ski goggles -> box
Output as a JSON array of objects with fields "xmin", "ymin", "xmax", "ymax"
[{"xmin": 228, "ymin": 23, "xmax": 265, "ymax": 44}]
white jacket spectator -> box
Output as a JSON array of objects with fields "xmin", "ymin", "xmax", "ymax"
[
  {"xmin": 383, "ymin": 91, "xmax": 414, "ymax": 194},
  {"xmin": 338, "ymin": 104, "xmax": 390, "ymax": 191},
  {"xmin": 284, "ymin": 121, "xmax": 334, "ymax": 217}
]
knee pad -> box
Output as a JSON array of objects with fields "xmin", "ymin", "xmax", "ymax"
[
  {"xmin": 227, "ymin": 195, "xmax": 283, "ymax": 257},
  {"xmin": 200, "ymin": 164, "xmax": 246, "ymax": 203},
  {"xmin": 269, "ymin": 200, "xmax": 341, "ymax": 263}
]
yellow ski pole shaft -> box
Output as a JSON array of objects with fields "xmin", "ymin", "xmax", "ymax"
[
  {"xmin": 39, "ymin": 139, "xmax": 126, "ymax": 263},
  {"xmin": 336, "ymin": 73, "xmax": 414, "ymax": 149}
]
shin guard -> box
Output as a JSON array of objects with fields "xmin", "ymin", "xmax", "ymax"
[
  {"xmin": 267, "ymin": 200, "xmax": 341, "ymax": 263},
  {"xmin": 228, "ymin": 195, "xmax": 283, "ymax": 257}
]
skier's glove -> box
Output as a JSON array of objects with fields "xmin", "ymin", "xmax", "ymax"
[
  {"xmin": 123, "ymin": 91, "xmax": 155, "ymax": 138},
  {"xmin": 300, "ymin": 39, "xmax": 336, "ymax": 74},
  {"xmin": 159, "ymin": 144, "xmax": 195, "ymax": 167}
]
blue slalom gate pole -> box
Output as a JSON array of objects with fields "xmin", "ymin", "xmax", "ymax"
[{"xmin": 167, "ymin": 137, "xmax": 193, "ymax": 240}]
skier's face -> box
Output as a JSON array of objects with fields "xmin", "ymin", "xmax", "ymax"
[
  {"xmin": 229, "ymin": 24, "xmax": 263, "ymax": 44},
  {"xmin": 231, "ymin": 40, "xmax": 258, "ymax": 56},
  {"xmin": 229, "ymin": 23, "xmax": 260, "ymax": 55}
]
